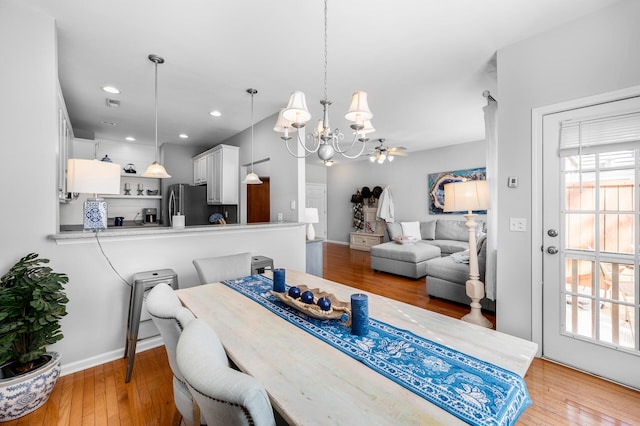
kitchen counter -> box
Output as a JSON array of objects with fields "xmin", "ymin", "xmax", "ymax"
[{"xmin": 50, "ymin": 221, "xmax": 302, "ymax": 243}]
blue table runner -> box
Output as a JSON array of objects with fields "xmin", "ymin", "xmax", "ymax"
[{"xmin": 221, "ymin": 275, "xmax": 531, "ymax": 426}]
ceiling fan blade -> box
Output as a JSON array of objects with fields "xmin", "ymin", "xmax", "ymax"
[
  {"xmin": 388, "ymin": 151, "xmax": 408, "ymax": 156},
  {"xmin": 388, "ymin": 146, "xmax": 407, "ymax": 151}
]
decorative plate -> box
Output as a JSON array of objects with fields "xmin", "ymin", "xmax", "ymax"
[{"xmin": 271, "ymin": 285, "xmax": 351, "ymax": 323}]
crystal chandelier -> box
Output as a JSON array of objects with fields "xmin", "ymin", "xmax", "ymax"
[{"xmin": 273, "ymin": 0, "xmax": 375, "ymax": 163}]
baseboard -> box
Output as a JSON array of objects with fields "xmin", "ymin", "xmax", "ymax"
[
  {"xmin": 59, "ymin": 336, "xmax": 164, "ymax": 377},
  {"xmin": 326, "ymin": 239, "xmax": 348, "ymax": 245}
]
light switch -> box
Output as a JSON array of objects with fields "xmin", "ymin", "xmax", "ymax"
[
  {"xmin": 290, "ymin": 200, "xmax": 296, "ymax": 210},
  {"xmin": 509, "ymin": 218, "xmax": 526, "ymax": 232}
]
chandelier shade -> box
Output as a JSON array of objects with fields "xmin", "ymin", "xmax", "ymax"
[
  {"xmin": 273, "ymin": 109, "xmax": 298, "ymax": 135},
  {"xmin": 283, "ymin": 91, "xmax": 312, "ymax": 126},
  {"xmin": 345, "ymin": 91, "xmax": 373, "ymax": 125}
]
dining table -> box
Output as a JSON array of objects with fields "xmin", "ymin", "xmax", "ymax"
[{"xmin": 176, "ymin": 269, "xmax": 538, "ymax": 426}]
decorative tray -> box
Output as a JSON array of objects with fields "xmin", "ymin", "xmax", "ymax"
[{"xmin": 271, "ymin": 285, "xmax": 351, "ymax": 322}]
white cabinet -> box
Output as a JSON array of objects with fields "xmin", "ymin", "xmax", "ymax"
[
  {"xmin": 194, "ymin": 144, "xmax": 239, "ymax": 205},
  {"xmin": 57, "ymin": 82, "xmax": 74, "ymax": 203},
  {"xmin": 193, "ymin": 154, "xmax": 208, "ymax": 185},
  {"xmin": 206, "ymin": 145, "xmax": 239, "ymax": 205}
]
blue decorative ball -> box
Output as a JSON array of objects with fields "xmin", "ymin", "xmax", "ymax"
[
  {"xmin": 288, "ymin": 286, "xmax": 301, "ymax": 299},
  {"xmin": 317, "ymin": 297, "xmax": 332, "ymax": 311},
  {"xmin": 300, "ymin": 290, "xmax": 315, "ymax": 304}
]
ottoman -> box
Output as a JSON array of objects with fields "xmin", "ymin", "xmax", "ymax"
[{"xmin": 370, "ymin": 242, "xmax": 441, "ymax": 279}]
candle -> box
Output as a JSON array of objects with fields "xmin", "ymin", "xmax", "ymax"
[
  {"xmin": 124, "ymin": 183, "xmax": 130, "ymax": 190},
  {"xmin": 137, "ymin": 183, "xmax": 143, "ymax": 190},
  {"xmin": 350, "ymin": 293, "xmax": 369, "ymax": 336},
  {"xmin": 273, "ymin": 268, "xmax": 286, "ymax": 293}
]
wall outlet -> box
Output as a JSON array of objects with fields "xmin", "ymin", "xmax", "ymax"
[
  {"xmin": 509, "ymin": 218, "xmax": 526, "ymax": 232},
  {"xmin": 277, "ymin": 213, "xmax": 283, "ymax": 222}
]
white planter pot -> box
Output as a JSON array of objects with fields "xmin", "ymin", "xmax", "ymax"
[{"xmin": 0, "ymin": 351, "xmax": 61, "ymax": 422}]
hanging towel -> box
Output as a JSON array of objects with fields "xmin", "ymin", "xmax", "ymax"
[{"xmin": 376, "ymin": 186, "xmax": 395, "ymax": 223}]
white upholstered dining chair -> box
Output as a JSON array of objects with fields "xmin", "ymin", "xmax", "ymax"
[
  {"xmin": 176, "ymin": 319, "xmax": 276, "ymax": 426},
  {"xmin": 192, "ymin": 252, "xmax": 252, "ymax": 284},
  {"xmin": 145, "ymin": 283, "xmax": 205, "ymax": 426}
]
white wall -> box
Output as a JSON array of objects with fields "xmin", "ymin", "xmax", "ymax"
[
  {"xmin": 496, "ymin": 0, "xmax": 640, "ymax": 339},
  {"xmin": 327, "ymin": 140, "xmax": 487, "ymax": 242},
  {"xmin": 306, "ymin": 163, "xmax": 327, "ymax": 184},
  {"xmin": 220, "ymin": 112, "xmax": 305, "ymax": 223}
]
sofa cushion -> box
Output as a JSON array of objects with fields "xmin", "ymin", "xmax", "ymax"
[
  {"xmin": 400, "ymin": 221, "xmax": 421, "ymax": 240},
  {"xmin": 426, "ymin": 254, "xmax": 486, "ymax": 283},
  {"xmin": 420, "ymin": 220, "xmax": 436, "ymax": 240},
  {"xmin": 386, "ymin": 222, "xmax": 402, "ymax": 240},
  {"xmin": 434, "ymin": 220, "xmax": 468, "ymax": 241},
  {"xmin": 370, "ymin": 241, "xmax": 440, "ymax": 263},
  {"xmin": 424, "ymin": 240, "xmax": 469, "ymax": 256}
]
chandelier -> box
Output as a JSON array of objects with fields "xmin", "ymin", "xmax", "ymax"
[{"xmin": 273, "ymin": 0, "xmax": 375, "ymax": 163}]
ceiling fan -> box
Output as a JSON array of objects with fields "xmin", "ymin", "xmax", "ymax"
[{"xmin": 368, "ymin": 139, "xmax": 407, "ymax": 164}]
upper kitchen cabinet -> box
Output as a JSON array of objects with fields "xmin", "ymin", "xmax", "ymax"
[
  {"xmin": 194, "ymin": 144, "xmax": 239, "ymax": 205},
  {"xmin": 57, "ymin": 82, "xmax": 74, "ymax": 203},
  {"xmin": 193, "ymin": 152, "xmax": 208, "ymax": 185}
]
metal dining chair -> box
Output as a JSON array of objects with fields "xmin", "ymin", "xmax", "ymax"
[
  {"xmin": 176, "ymin": 319, "xmax": 276, "ymax": 426},
  {"xmin": 192, "ymin": 252, "xmax": 252, "ymax": 284},
  {"xmin": 145, "ymin": 283, "xmax": 206, "ymax": 426}
]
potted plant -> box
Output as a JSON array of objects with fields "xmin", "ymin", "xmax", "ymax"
[{"xmin": 0, "ymin": 253, "xmax": 68, "ymax": 422}]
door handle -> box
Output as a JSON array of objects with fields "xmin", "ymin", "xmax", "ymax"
[
  {"xmin": 547, "ymin": 246, "xmax": 559, "ymax": 254},
  {"xmin": 547, "ymin": 229, "xmax": 558, "ymax": 237}
]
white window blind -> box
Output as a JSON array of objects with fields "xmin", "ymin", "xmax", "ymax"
[{"xmin": 559, "ymin": 111, "xmax": 640, "ymax": 157}]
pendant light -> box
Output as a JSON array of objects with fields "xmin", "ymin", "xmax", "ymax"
[
  {"xmin": 143, "ymin": 54, "xmax": 171, "ymax": 178},
  {"xmin": 243, "ymin": 88, "xmax": 262, "ymax": 184}
]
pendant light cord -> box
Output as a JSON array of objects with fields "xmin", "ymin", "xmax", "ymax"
[
  {"xmin": 251, "ymin": 90, "xmax": 255, "ymax": 173},
  {"xmin": 154, "ymin": 61, "xmax": 159, "ymax": 163}
]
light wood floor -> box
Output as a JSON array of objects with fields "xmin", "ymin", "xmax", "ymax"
[{"xmin": 7, "ymin": 242, "xmax": 639, "ymax": 425}]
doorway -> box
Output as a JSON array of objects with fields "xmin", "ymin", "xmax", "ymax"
[
  {"xmin": 247, "ymin": 177, "xmax": 270, "ymax": 223},
  {"xmin": 539, "ymin": 94, "xmax": 640, "ymax": 389},
  {"xmin": 306, "ymin": 183, "xmax": 327, "ymax": 239}
]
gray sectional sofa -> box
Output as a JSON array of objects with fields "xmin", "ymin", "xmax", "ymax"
[{"xmin": 370, "ymin": 219, "xmax": 495, "ymax": 312}]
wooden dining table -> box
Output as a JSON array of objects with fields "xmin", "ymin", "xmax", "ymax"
[{"xmin": 176, "ymin": 270, "xmax": 538, "ymax": 426}]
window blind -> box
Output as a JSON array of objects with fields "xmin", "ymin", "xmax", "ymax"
[{"xmin": 559, "ymin": 111, "xmax": 640, "ymax": 157}]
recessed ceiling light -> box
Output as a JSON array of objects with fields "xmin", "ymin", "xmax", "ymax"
[
  {"xmin": 125, "ymin": 136, "xmax": 136, "ymax": 141},
  {"xmin": 209, "ymin": 110, "xmax": 222, "ymax": 117},
  {"xmin": 102, "ymin": 86, "xmax": 120, "ymax": 94},
  {"xmin": 101, "ymin": 120, "xmax": 116, "ymax": 126},
  {"xmin": 178, "ymin": 133, "xmax": 189, "ymax": 139}
]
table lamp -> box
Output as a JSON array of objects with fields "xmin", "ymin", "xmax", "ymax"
[
  {"xmin": 304, "ymin": 207, "xmax": 320, "ymax": 240},
  {"xmin": 67, "ymin": 159, "xmax": 121, "ymax": 231},
  {"xmin": 443, "ymin": 180, "xmax": 492, "ymax": 328}
]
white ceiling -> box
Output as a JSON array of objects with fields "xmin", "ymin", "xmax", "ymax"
[{"xmin": 25, "ymin": 0, "xmax": 620, "ymax": 163}]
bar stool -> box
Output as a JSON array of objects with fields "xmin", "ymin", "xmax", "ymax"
[
  {"xmin": 251, "ymin": 256, "xmax": 274, "ymax": 274},
  {"xmin": 125, "ymin": 268, "xmax": 178, "ymax": 383}
]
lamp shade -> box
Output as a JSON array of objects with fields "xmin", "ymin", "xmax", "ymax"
[
  {"xmin": 282, "ymin": 91, "xmax": 311, "ymax": 125},
  {"xmin": 443, "ymin": 180, "xmax": 488, "ymax": 212},
  {"xmin": 67, "ymin": 159, "xmax": 121, "ymax": 194},
  {"xmin": 273, "ymin": 109, "xmax": 298, "ymax": 134},
  {"xmin": 243, "ymin": 172, "xmax": 262, "ymax": 184},
  {"xmin": 304, "ymin": 207, "xmax": 319, "ymax": 224},
  {"xmin": 357, "ymin": 120, "xmax": 376, "ymax": 136},
  {"xmin": 345, "ymin": 91, "xmax": 373, "ymax": 124},
  {"xmin": 143, "ymin": 161, "xmax": 171, "ymax": 178}
]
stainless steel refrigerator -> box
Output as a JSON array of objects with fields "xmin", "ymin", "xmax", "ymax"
[{"xmin": 167, "ymin": 184, "xmax": 211, "ymax": 226}]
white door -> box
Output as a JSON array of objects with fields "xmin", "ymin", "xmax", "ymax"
[
  {"xmin": 542, "ymin": 95, "xmax": 640, "ymax": 389},
  {"xmin": 306, "ymin": 183, "xmax": 327, "ymax": 239}
]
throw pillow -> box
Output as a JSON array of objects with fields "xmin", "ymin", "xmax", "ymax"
[
  {"xmin": 400, "ymin": 221, "xmax": 422, "ymax": 240},
  {"xmin": 420, "ymin": 220, "xmax": 436, "ymax": 240},
  {"xmin": 386, "ymin": 222, "xmax": 402, "ymax": 240},
  {"xmin": 434, "ymin": 219, "xmax": 468, "ymax": 241}
]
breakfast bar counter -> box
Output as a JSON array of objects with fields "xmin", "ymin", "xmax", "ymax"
[{"xmin": 49, "ymin": 221, "xmax": 301, "ymax": 242}]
